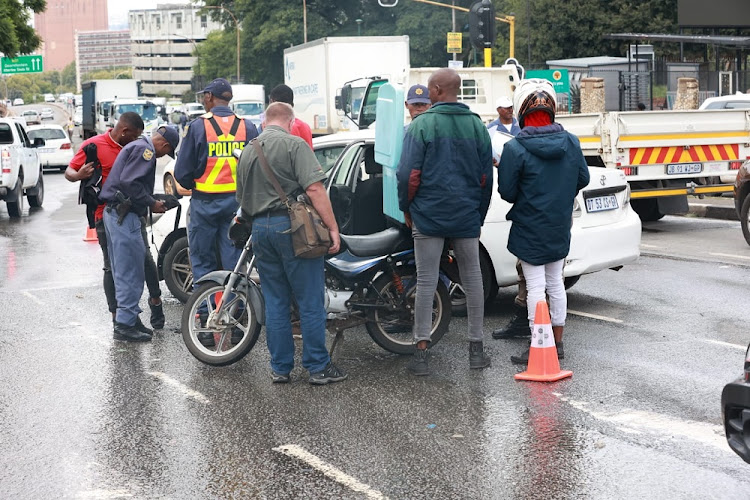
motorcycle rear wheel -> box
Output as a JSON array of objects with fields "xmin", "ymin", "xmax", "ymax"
[
  {"xmin": 365, "ymin": 266, "xmax": 451, "ymax": 355},
  {"xmin": 181, "ymin": 282, "xmax": 262, "ymax": 366}
]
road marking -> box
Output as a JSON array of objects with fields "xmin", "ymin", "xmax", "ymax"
[
  {"xmin": 568, "ymin": 310, "xmax": 623, "ymax": 324},
  {"xmin": 708, "ymin": 252, "xmax": 750, "ymax": 261},
  {"xmin": 75, "ymin": 490, "xmax": 133, "ymax": 499},
  {"xmin": 699, "ymin": 339, "xmax": 747, "ymax": 351},
  {"xmin": 147, "ymin": 371, "xmax": 210, "ymax": 404},
  {"xmin": 552, "ymin": 393, "xmax": 730, "ymax": 453},
  {"xmin": 273, "ymin": 444, "xmax": 388, "ymax": 499},
  {"xmin": 640, "ymin": 243, "xmax": 660, "ymax": 249},
  {"xmin": 21, "ymin": 290, "xmax": 44, "ymax": 305}
]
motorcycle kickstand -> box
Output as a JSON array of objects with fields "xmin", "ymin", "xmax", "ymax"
[{"xmin": 329, "ymin": 329, "xmax": 345, "ymax": 358}]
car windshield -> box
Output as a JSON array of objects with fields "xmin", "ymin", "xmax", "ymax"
[
  {"xmin": 27, "ymin": 128, "xmax": 66, "ymax": 140},
  {"xmin": 115, "ymin": 103, "xmax": 157, "ymax": 121},
  {"xmin": 234, "ymin": 103, "xmax": 263, "ymax": 116},
  {"xmin": 23, "ymin": 111, "xmax": 38, "ymax": 116}
]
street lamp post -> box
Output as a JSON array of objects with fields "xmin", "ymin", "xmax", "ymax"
[{"xmin": 201, "ymin": 5, "xmax": 240, "ymax": 83}]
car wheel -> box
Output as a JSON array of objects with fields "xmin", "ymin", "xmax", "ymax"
[
  {"xmin": 164, "ymin": 173, "xmax": 178, "ymax": 196},
  {"xmin": 27, "ymin": 171, "xmax": 44, "ymax": 208},
  {"xmin": 163, "ymin": 236, "xmax": 193, "ymax": 303},
  {"xmin": 6, "ymin": 175, "xmax": 23, "ymax": 218},
  {"xmin": 564, "ymin": 275, "xmax": 581, "ymax": 290},
  {"xmin": 631, "ymin": 198, "xmax": 664, "ymax": 222},
  {"xmin": 449, "ymin": 249, "xmax": 497, "ymax": 317},
  {"xmin": 740, "ymin": 195, "xmax": 750, "ymax": 246}
]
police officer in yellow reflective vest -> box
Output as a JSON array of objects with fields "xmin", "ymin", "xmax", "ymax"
[{"xmin": 175, "ymin": 78, "xmax": 259, "ymax": 336}]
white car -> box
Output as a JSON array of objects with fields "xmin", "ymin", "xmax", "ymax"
[
  {"xmin": 315, "ymin": 129, "xmax": 642, "ymax": 302},
  {"xmin": 73, "ymin": 106, "xmax": 82, "ymax": 126},
  {"xmin": 12, "ymin": 98, "xmax": 24, "ymax": 106},
  {"xmin": 21, "ymin": 110, "xmax": 41, "ymax": 125},
  {"xmin": 699, "ymin": 93, "xmax": 750, "ymax": 110},
  {"xmin": 40, "ymin": 108, "xmax": 54, "ymax": 120},
  {"xmin": 26, "ymin": 124, "xmax": 74, "ymax": 172}
]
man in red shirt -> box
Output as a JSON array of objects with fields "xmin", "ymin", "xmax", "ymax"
[
  {"xmin": 65, "ymin": 112, "xmax": 166, "ymax": 330},
  {"xmin": 267, "ymin": 84, "xmax": 313, "ymax": 148}
]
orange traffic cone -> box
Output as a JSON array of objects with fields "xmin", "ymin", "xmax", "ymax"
[
  {"xmin": 83, "ymin": 226, "xmax": 98, "ymax": 242},
  {"xmin": 514, "ymin": 301, "xmax": 572, "ymax": 382}
]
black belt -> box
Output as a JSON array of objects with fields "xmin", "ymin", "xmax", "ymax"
[{"xmin": 252, "ymin": 208, "xmax": 288, "ymax": 220}]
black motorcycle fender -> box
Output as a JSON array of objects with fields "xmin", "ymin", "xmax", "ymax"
[{"xmin": 195, "ymin": 271, "xmax": 265, "ymax": 325}]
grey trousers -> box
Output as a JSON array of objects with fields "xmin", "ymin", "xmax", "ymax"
[{"xmin": 413, "ymin": 226, "xmax": 484, "ymax": 343}]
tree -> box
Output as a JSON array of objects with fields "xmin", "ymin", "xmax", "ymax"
[
  {"xmin": 61, "ymin": 61, "xmax": 76, "ymax": 90},
  {"xmin": 0, "ymin": 0, "xmax": 46, "ymax": 57}
]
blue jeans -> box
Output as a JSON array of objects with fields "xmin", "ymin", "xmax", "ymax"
[
  {"xmin": 188, "ymin": 196, "xmax": 242, "ymax": 285},
  {"xmin": 252, "ymin": 214, "xmax": 329, "ymax": 375},
  {"xmin": 103, "ymin": 209, "xmax": 145, "ymax": 326}
]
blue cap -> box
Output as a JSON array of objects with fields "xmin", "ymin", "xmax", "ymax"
[
  {"xmin": 406, "ymin": 84, "xmax": 431, "ymax": 104},
  {"xmin": 155, "ymin": 125, "xmax": 180, "ymax": 158},
  {"xmin": 201, "ymin": 78, "xmax": 233, "ymax": 101}
]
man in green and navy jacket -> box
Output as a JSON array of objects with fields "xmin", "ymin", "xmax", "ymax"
[{"xmin": 396, "ymin": 68, "xmax": 494, "ymax": 376}]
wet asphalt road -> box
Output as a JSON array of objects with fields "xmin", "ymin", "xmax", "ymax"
[{"xmin": 1, "ymin": 176, "xmax": 749, "ymax": 499}]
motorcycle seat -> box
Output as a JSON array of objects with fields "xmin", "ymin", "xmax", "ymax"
[{"xmin": 340, "ymin": 227, "xmax": 411, "ymax": 257}]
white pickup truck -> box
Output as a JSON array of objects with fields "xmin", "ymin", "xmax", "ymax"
[{"xmin": 0, "ymin": 117, "xmax": 44, "ymax": 217}]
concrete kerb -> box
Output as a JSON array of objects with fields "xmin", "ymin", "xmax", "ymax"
[{"xmin": 687, "ymin": 200, "xmax": 738, "ymax": 221}]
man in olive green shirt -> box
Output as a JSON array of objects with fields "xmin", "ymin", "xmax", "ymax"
[{"xmin": 236, "ymin": 102, "xmax": 344, "ymax": 385}]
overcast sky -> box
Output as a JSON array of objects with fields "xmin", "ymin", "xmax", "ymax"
[{"xmin": 108, "ymin": 0, "xmax": 190, "ymax": 29}]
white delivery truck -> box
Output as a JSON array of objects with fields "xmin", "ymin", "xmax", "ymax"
[
  {"xmin": 555, "ymin": 109, "xmax": 750, "ymax": 220},
  {"xmin": 230, "ymin": 84, "xmax": 265, "ymax": 129},
  {"xmin": 108, "ymin": 98, "xmax": 161, "ymax": 136},
  {"xmin": 81, "ymin": 79, "xmax": 139, "ymax": 138},
  {"xmin": 284, "ymin": 36, "xmax": 411, "ymax": 135}
]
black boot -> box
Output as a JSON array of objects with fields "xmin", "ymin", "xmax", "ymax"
[
  {"xmin": 149, "ymin": 300, "xmax": 165, "ymax": 329},
  {"xmin": 135, "ymin": 317, "xmax": 154, "ymax": 336},
  {"xmin": 469, "ymin": 341, "xmax": 491, "ymax": 369},
  {"xmin": 492, "ymin": 306, "xmax": 530, "ymax": 339},
  {"xmin": 113, "ymin": 321, "xmax": 152, "ymax": 342},
  {"xmin": 407, "ymin": 348, "xmax": 429, "ymax": 376},
  {"xmin": 510, "ymin": 340, "xmax": 531, "ymax": 365}
]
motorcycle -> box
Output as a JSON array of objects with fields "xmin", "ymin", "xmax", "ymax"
[{"xmin": 181, "ymin": 218, "xmax": 452, "ymax": 366}]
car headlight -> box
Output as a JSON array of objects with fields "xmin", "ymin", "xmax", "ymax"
[{"xmin": 573, "ymin": 198, "xmax": 582, "ymax": 218}]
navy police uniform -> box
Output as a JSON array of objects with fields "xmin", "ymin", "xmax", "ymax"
[
  {"xmin": 100, "ymin": 136, "xmax": 159, "ymax": 329},
  {"xmin": 175, "ymin": 94, "xmax": 258, "ymax": 290}
]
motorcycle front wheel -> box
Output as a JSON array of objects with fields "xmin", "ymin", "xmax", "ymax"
[
  {"xmin": 365, "ymin": 266, "xmax": 451, "ymax": 355},
  {"xmin": 181, "ymin": 281, "xmax": 262, "ymax": 366}
]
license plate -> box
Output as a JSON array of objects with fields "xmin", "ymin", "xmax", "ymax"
[
  {"xmin": 666, "ymin": 162, "xmax": 702, "ymax": 175},
  {"xmin": 585, "ymin": 194, "xmax": 619, "ymax": 213},
  {"xmin": 39, "ymin": 148, "xmax": 54, "ymax": 153}
]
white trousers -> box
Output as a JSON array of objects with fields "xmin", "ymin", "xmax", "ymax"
[{"xmin": 520, "ymin": 259, "xmax": 566, "ymax": 328}]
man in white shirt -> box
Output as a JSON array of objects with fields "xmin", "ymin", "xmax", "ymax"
[{"xmin": 486, "ymin": 96, "xmax": 520, "ymax": 137}]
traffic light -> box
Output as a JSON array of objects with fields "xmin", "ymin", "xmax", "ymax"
[{"xmin": 469, "ymin": 1, "xmax": 496, "ymax": 49}]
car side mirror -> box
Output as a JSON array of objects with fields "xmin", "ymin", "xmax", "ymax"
[{"xmin": 33, "ymin": 137, "xmax": 45, "ymax": 148}]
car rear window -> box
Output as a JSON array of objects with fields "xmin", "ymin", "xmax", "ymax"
[
  {"xmin": 0, "ymin": 123, "xmax": 13, "ymax": 144},
  {"xmin": 27, "ymin": 128, "xmax": 66, "ymax": 140}
]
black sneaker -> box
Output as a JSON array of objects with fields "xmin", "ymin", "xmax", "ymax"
[
  {"xmin": 309, "ymin": 363, "xmax": 348, "ymax": 385},
  {"xmin": 113, "ymin": 321, "xmax": 152, "ymax": 342},
  {"xmin": 407, "ymin": 348, "xmax": 429, "ymax": 376},
  {"xmin": 469, "ymin": 341, "xmax": 491, "ymax": 369},
  {"xmin": 149, "ymin": 300, "xmax": 165, "ymax": 329},
  {"xmin": 271, "ymin": 371, "xmax": 291, "ymax": 384},
  {"xmin": 510, "ymin": 347, "xmax": 530, "ymax": 365},
  {"xmin": 492, "ymin": 308, "xmax": 530, "ymax": 339},
  {"xmin": 198, "ymin": 332, "xmax": 216, "ymax": 347},
  {"xmin": 135, "ymin": 317, "xmax": 153, "ymax": 336}
]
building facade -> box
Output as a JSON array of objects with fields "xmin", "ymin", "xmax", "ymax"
[
  {"xmin": 75, "ymin": 30, "xmax": 132, "ymax": 91},
  {"xmin": 35, "ymin": 0, "xmax": 109, "ymax": 71},
  {"xmin": 129, "ymin": 5, "xmax": 223, "ymax": 98}
]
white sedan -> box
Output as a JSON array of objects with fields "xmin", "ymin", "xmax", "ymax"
[
  {"xmin": 315, "ymin": 129, "xmax": 641, "ymax": 302},
  {"xmin": 40, "ymin": 108, "xmax": 55, "ymax": 120},
  {"xmin": 26, "ymin": 124, "xmax": 74, "ymax": 172}
]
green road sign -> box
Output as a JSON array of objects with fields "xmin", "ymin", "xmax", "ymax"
[
  {"xmin": 1, "ymin": 55, "xmax": 43, "ymax": 75},
  {"xmin": 526, "ymin": 69, "xmax": 570, "ymax": 94}
]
